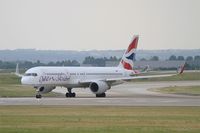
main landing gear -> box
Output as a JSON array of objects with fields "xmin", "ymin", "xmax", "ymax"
[
  {"xmin": 96, "ymin": 93, "xmax": 106, "ymax": 97},
  {"xmin": 66, "ymin": 88, "xmax": 76, "ymax": 98}
]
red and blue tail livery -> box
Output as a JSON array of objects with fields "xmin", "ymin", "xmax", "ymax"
[{"xmin": 119, "ymin": 35, "xmax": 139, "ymax": 70}]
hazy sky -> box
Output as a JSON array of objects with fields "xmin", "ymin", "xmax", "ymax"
[{"xmin": 0, "ymin": 0, "xmax": 199, "ymax": 50}]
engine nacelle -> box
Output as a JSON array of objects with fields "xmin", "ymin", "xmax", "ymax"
[
  {"xmin": 38, "ymin": 86, "xmax": 56, "ymax": 94},
  {"xmin": 89, "ymin": 81, "xmax": 110, "ymax": 94}
]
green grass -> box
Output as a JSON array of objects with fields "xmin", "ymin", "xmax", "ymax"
[
  {"xmin": 0, "ymin": 106, "xmax": 200, "ymax": 133},
  {"xmin": 150, "ymin": 86, "xmax": 200, "ymax": 96},
  {"xmin": 0, "ymin": 73, "xmax": 61, "ymax": 97},
  {"xmin": 0, "ymin": 84, "xmax": 60, "ymax": 97},
  {"xmin": 0, "ymin": 73, "xmax": 21, "ymax": 84}
]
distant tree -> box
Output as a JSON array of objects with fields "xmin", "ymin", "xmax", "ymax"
[
  {"xmin": 109, "ymin": 56, "xmax": 118, "ymax": 61},
  {"xmin": 150, "ymin": 56, "xmax": 159, "ymax": 61},
  {"xmin": 71, "ymin": 60, "xmax": 80, "ymax": 66},
  {"xmin": 184, "ymin": 62, "xmax": 190, "ymax": 70},
  {"xmin": 177, "ymin": 56, "xmax": 184, "ymax": 61},
  {"xmin": 0, "ymin": 60, "xmax": 78, "ymax": 69},
  {"xmin": 82, "ymin": 56, "xmax": 105, "ymax": 66},
  {"xmin": 113, "ymin": 56, "xmax": 118, "ymax": 61},
  {"xmin": 95, "ymin": 58, "xmax": 105, "ymax": 66},
  {"xmin": 36, "ymin": 60, "xmax": 40, "ymax": 64},
  {"xmin": 186, "ymin": 56, "xmax": 193, "ymax": 61},
  {"xmin": 48, "ymin": 61, "xmax": 55, "ymax": 66},
  {"xmin": 140, "ymin": 58, "xmax": 147, "ymax": 61},
  {"xmin": 169, "ymin": 55, "xmax": 177, "ymax": 60},
  {"xmin": 55, "ymin": 61, "xmax": 61, "ymax": 66},
  {"xmin": 23, "ymin": 61, "xmax": 34, "ymax": 68},
  {"xmin": 0, "ymin": 60, "xmax": 2, "ymax": 68},
  {"xmin": 82, "ymin": 56, "xmax": 121, "ymax": 66},
  {"xmin": 0, "ymin": 61, "xmax": 15, "ymax": 69},
  {"xmin": 194, "ymin": 55, "xmax": 200, "ymax": 61},
  {"xmin": 64, "ymin": 60, "xmax": 69, "ymax": 66},
  {"xmin": 109, "ymin": 56, "xmax": 114, "ymax": 61},
  {"xmin": 83, "ymin": 56, "xmax": 95, "ymax": 64}
]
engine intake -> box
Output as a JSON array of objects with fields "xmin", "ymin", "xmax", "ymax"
[
  {"xmin": 89, "ymin": 81, "xmax": 110, "ymax": 94},
  {"xmin": 38, "ymin": 86, "xmax": 56, "ymax": 94}
]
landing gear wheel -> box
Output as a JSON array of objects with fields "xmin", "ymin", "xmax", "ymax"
[
  {"xmin": 36, "ymin": 94, "xmax": 42, "ymax": 99},
  {"xmin": 65, "ymin": 93, "xmax": 69, "ymax": 97},
  {"xmin": 65, "ymin": 93, "xmax": 76, "ymax": 97},
  {"xmin": 65, "ymin": 88, "xmax": 76, "ymax": 98},
  {"xmin": 72, "ymin": 93, "xmax": 76, "ymax": 97},
  {"xmin": 96, "ymin": 93, "xmax": 106, "ymax": 97}
]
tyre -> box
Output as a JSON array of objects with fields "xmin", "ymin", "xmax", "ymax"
[
  {"xmin": 96, "ymin": 93, "xmax": 106, "ymax": 97},
  {"xmin": 36, "ymin": 94, "xmax": 42, "ymax": 99}
]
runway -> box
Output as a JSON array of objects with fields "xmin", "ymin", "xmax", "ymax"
[
  {"xmin": 0, "ymin": 81, "xmax": 200, "ymax": 106},
  {"xmin": 0, "ymin": 96, "xmax": 199, "ymax": 106}
]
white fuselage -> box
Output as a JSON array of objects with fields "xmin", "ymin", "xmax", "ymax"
[{"xmin": 21, "ymin": 66, "xmax": 132, "ymax": 88}]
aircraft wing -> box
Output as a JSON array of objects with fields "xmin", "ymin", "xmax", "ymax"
[
  {"xmin": 107, "ymin": 63, "xmax": 185, "ymax": 83},
  {"xmin": 80, "ymin": 63, "xmax": 185, "ymax": 85},
  {"xmin": 79, "ymin": 73, "xmax": 177, "ymax": 86},
  {"xmin": 106, "ymin": 73, "xmax": 176, "ymax": 82}
]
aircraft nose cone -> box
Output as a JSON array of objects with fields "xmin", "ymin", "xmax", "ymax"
[{"xmin": 21, "ymin": 77, "xmax": 28, "ymax": 85}]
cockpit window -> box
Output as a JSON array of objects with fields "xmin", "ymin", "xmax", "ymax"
[
  {"xmin": 32, "ymin": 73, "xmax": 37, "ymax": 76},
  {"xmin": 24, "ymin": 73, "xmax": 37, "ymax": 77}
]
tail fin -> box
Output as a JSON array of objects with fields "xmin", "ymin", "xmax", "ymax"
[
  {"xmin": 15, "ymin": 63, "xmax": 19, "ymax": 74},
  {"xmin": 15, "ymin": 63, "xmax": 23, "ymax": 77},
  {"xmin": 119, "ymin": 35, "xmax": 139, "ymax": 70}
]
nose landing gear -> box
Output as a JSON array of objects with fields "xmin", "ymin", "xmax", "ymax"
[{"xmin": 36, "ymin": 94, "xmax": 42, "ymax": 99}]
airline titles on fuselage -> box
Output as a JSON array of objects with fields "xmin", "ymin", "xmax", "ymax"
[{"xmin": 39, "ymin": 72, "xmax": 70, "ymax": 83}]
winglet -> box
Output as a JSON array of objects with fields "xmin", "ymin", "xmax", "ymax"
[
  {"xmin": 177, "ymin": 62, "xmax": 185, "ymax": 74},
  {"xmin": 141, "ymin": 65, "xmax": 149, "ymax": 73}
]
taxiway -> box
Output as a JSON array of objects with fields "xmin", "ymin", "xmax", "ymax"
[{"xmin": 0, "ymin": 81, "xmax": 199, "ymax": 106}]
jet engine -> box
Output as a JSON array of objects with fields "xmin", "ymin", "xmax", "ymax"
[
  {"xmin": 89, "ymin": 81, "xmax": 110, "ymax": 94},
  {"xmin": 38, "ymin": 86, "xmax": 56, "ymax": 94}
]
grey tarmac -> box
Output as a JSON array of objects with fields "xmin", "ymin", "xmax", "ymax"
[{"xmin": 0, "ymin": 81, "xmax": 200, "ymax": 106}]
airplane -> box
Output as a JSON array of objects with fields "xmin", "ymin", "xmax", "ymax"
[{"xmin": 16, "ymin": 35, "xmax": 184, "ymax": 98}]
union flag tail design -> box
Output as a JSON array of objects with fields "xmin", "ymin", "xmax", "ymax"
[{"xmin": 119, "ymin": 35, "xmax": 139, "ymax": 70}]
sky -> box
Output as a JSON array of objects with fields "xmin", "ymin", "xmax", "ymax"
[{"xmin": 0, "ymin": 0, "xmax": 199, "ymax": 50}]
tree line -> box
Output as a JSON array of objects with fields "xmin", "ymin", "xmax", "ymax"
[
  {"xmin": 0, "ymin": 55, "xmax": 200, "ymax": 70},
  {"xmin": 82, "ymin": 56, "xmax": 120, "ymax": 66},
  {"xmin": 0, "ymin": 56, "xmax": 120, "ymax": 69},
  {"xmin": 0, "ymin": 60, "xmax": 80, "ymax": 69},
  {"xmin": 140, "ymin": 55, "xmax": 200, "ymax": 61}
]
